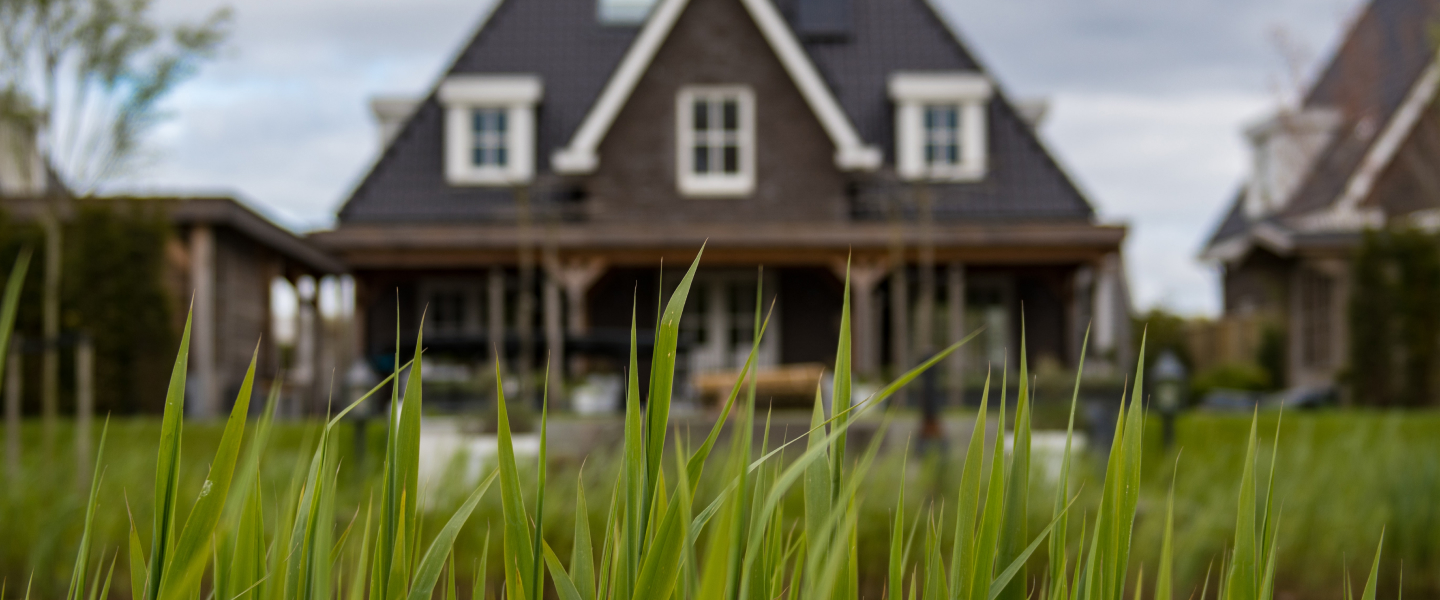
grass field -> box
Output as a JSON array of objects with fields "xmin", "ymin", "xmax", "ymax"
[{"xmin": 0, "ymin": 409, "xmax": 1420, "ymax": 599}]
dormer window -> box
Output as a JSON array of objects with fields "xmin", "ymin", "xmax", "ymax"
[
  {"xmin": 676, "ymin": 85, "xmax": 755, "ymax": 197},
  {"xmin": 924, "ymin": 105, "xmax": 961, "ymax": 168},
  {"xmin": 471, "ymin": 108, "xmax": 508, "ymax": 167},
  {"xmin": 889, "ymin": 72, "xmax": 992, "ymax": 182},
  {"xmin": 439, "ymin": 75, "xmax": 542, "ymax": 185}
]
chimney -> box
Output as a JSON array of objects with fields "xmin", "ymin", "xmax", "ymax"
[{"xmin": 369, "ymin": 96, "xmax": 420, "ymax": 147}]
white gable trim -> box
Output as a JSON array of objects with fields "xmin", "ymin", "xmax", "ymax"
[
  {"xmin": 1329, "ymin": 59, "xmax": 1440, "ymax": 216},
  {"xmin": 551, "ymin": 0, "xmax": 881, "ymax": 174}
]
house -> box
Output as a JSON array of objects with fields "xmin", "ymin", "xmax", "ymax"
[
  {"xmin": 313, "ymin": 0, "xmax": 1131, "ymax": 405},
  {"xmin": 0, "ymin": 194, "xmax": 345, "ymax": 417},
  {"xmin": 2, "ymin": 107, "xmax": 346, "ymax": 418},
  {"xmin": 1201, "ymin": 0, "xmax": 1440, "ymax": 391}
]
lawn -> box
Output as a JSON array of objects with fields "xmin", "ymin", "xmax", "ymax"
[{"xmin": 0, "ymin": 409, "xmax": 1422, "ymax": 599}]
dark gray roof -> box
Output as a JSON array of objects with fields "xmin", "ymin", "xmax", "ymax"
[
  {"xmin": 339, "ymin": 0, "xmax": 1095, "ymax": 224},
  {"xmin": 1204, "ymin": 0, "xmax": 1440, "ymax": 251}
]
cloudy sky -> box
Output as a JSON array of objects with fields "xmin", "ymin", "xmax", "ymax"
[{"xmin": 129, "ymin": 0, "xmax": 1366, "ymax": 316}]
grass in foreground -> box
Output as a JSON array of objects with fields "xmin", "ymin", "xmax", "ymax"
[{"xmin": 0, "ymin": 250, "xmax": 1399, "ymax": 599}]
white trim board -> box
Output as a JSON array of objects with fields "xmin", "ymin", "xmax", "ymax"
[
  {"xmin": 1328, "ymin": 59, "xmax": 1440, "ymax": 219},
  {"xmin": 550, "ymin": 0, "xmax": 881, "ymax": 174}
]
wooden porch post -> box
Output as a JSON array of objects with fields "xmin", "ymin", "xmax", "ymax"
[
  {"xmin": 1093, "ymin": 252, "xmax": 1120, "ymax": 372},
  {"xmin": 488, "ymin": 267, "xmax": 506, "ymax": 368},
  {"xmin": 549, "ymin": 258, "xmax": 606, "ymax": 382},
  {"xmin": 947, "ymin": 263, "xmax": 965, "ymax": 407},
  {"xmin": 838, "ymin": 259, "xmax": 888, "ymax": 380},
  {"xmin": 543, "ymin": 275, "xmax": 564, "ymax": 401},
  {"xmin": 190, "ymin": 224, "xmax": 218, "ymax": 418}
]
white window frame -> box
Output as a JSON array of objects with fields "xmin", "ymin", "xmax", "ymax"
[
  {"xmin": 675, "ymin": 85, "xmax": 756, "ymax": 197},
  {"xmin": 439, "ymin": 75, "xmax": 543, "ymax": 186},
  {"xmin": 888, "ymin": 72, "xmax": 992, "ymax": 182}
]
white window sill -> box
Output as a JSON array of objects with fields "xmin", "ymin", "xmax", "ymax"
[
  {"xmin": 678, "ymin": 175, "xmax": 755, "ymax": 198},
  {"xmin": 447, "ymin": 167, "xmax": 524, "ymax": 186}
]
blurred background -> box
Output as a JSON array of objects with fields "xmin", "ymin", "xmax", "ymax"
[{"xmin": 3, "ymin": 0, "xmax": 1439, "ymax": 597}]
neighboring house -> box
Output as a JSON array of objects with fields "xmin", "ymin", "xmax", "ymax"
[
  {"xmin": 1201, "ymin": 0, "xmax": 1440, "ymax": 391},
  {"xmin": 0, "ymin": 194, "xmax": 345, "ymax": 417},
  {"xmin": 314, "ymin": 0, "xmax": 1130, "ymax": 404}
]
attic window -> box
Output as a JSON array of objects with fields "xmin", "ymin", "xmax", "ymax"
[
  {"xmin": 598, "ymin": 0, "xmax": 655, "ymax": 24},
  {"xmin": 888, "ymin": 72, "xmax": 992, "ymax": 182},
  {"xmin": 438, "ymin": 75, "xmax": 543, "ymax": 186},
  {"xmin": 676, "ymin": 86, "xmax": 755, "ymax": 197}
]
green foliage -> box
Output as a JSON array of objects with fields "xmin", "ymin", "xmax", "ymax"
[
  {"xmin": 1192, "ymin": 363, "xmax": 1272, "ymax": 397},
  {"xmin": 1349, "ymin": 227, "xmax": 1440, "ymax": 406},
  {"xmin": 0, "ymin": 201, "xmax": 175, "ymax": 414},
  {"xmin": 1132, "ymin": 308, "xmax": 1192, "ymax": 374}
]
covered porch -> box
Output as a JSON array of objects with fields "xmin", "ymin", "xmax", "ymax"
[{"xmin": 314, "ymin": 220, "xmax": 1129, "ymax": 410}]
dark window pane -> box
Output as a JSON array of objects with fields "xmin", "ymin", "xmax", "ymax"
[
  {"xmin": 924, "ymin": 108, "xmax": 936, "ymax": 129},
  {"xmin": 496, "ymin": 110, "xmax": 507, "ymax": 133},
  {"xmin": 722, "ymin": 100, "xmax": 738, "ymax": 130},
  {"xmin": 925, "ymin": 144, "xmax": 935, "ymax": 164},
  {"xmin": 693, "ymin": 146, "xmax": 709, "ymax": 173},
  {"xmin": 945, "ymin": 143, "xmax": 957, "ymax": 164},
  {"xmin": 496, "ymin": 147, "xmax": 507, "ymax": 166},
  {"xmin": 722, "ymin": 145, "xmax": 738, "ymax": 173},
  {"xmin": 944, "ymin": 107, "xmax": 957, "ymax": 128},
  {"xmin": 693, "ymin": 101, "xmax": 709, "ymax": 131},
  {"xmin": 473, "ymin": 148, "xmax": 485, "ymax": 165}
]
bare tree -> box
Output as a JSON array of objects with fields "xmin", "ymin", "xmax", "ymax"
[{"xmin": 0, "ymin": 0, "xmax": 229, "ymax": 448}]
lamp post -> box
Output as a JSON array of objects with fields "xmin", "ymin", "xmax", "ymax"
[{"xmin": 1152, "ymin": 350, "xmax": 1187, "ymax": 450}]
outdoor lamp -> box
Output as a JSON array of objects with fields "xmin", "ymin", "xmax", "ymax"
[{"xmin": 1152, "ymin": 349, "xmax": 1187, "ymax": 449}]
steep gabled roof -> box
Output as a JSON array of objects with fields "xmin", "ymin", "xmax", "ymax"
[
  {"xmin": 1203, "ymin": 0, "xmax": 1440, "ymax": 257},
  {"xmin": 338, "ymin": 0, "xmax": 1097, "ymax": 224},
  {"xmin": 551, "ymin": 0, "xmax": 882, "ymax": 172}
]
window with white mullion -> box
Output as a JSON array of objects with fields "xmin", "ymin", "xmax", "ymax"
[
  {"xmin": 923, "ymin": 105, "xmax": 961, "ymax": 170},
  {"xmin": 677, "ymin": 86, "xmax": 754, "ymax": 197},
  {"xmin": 471, "ymin": 108, "xmax": 509, "ymax": 168}
]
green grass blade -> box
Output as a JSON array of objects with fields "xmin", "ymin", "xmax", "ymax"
[
  {"xmin": 542, "ymin": 542, "xmax": 586, "ymax": 600},
  {"xmin": 889, "ymin": 445, "xmax": 909, "ymax": 600},
  {"xmin": 160, "ymin": 346, "xmax": 259, "ymax": 598},
  {"xmin": 126, "ymin": 498, "xmax": 148, "ymax": 600},
  {"xmin": 985, "ymin": 494, "xmax": 1080, "ymax": 600},
  {"xmin": 530, "ymin": 369, "xmax": 551, "ymax": 600},
  {"xmin": 621, "ymin": 303, "xmax": 644, "ymax": 600},
  {"xmin": 830, "ymin": 257, "xmax": 853, "ymax": 500},
  {"xmin": 1157, "ymin": 458, "xmax": 1178, "ymax": 600},
  {"xmin": 644, "ymin": 246, "xmax": 704, "ymax": 518},
  {"xmin": 65, "ymin": 418, "xmax": 108, "ymax": 600},
  {"xmin": 1050, "ymin": 326, "xmax": 1088, "ymax": 597},
  {"xmin": 969, "ymin": 366, "xmax": 1008, "ymax": 600},
  {"xmin": 146, "ymin": 308, "xmax": 193, "ymax": 600},
  {"xmin": 572, "ymin": 470, "xmax": 596, "ymax": 600},
  {"xmin": 406, "ymin": 471, "xmax": 499, "ymax": 600},
  {"xmin": 495, "ymin": 362, "xmax": 534, "ymax": 600},
  {"xmin": 631, "ymin": 452, "xmax": 693, "ymax": 600},
  {"xmin": 684, "ymin": 296, "xmax": 773, "ymax": 491},
  {"xmin": 997, "ymin": 329, "xmax": 1032, "ymax": 600},
  {"xmin": 1361, "ymin": 531, "xmax": 1383, "ymax": 600},
  {"xmin": 475, "ymin": 531, "xmax": 491, "ymax": 600},
  {"xmin": 954, "ymin": 368, "xmax": 992, "ymax": 600},
  {"xmin": 804, "ymin": 383, "xmax": 833, "ymax": 569},
  {"xmin": 1226, "ymin": 410, "xmax": 1261, "ymax": 600}
]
